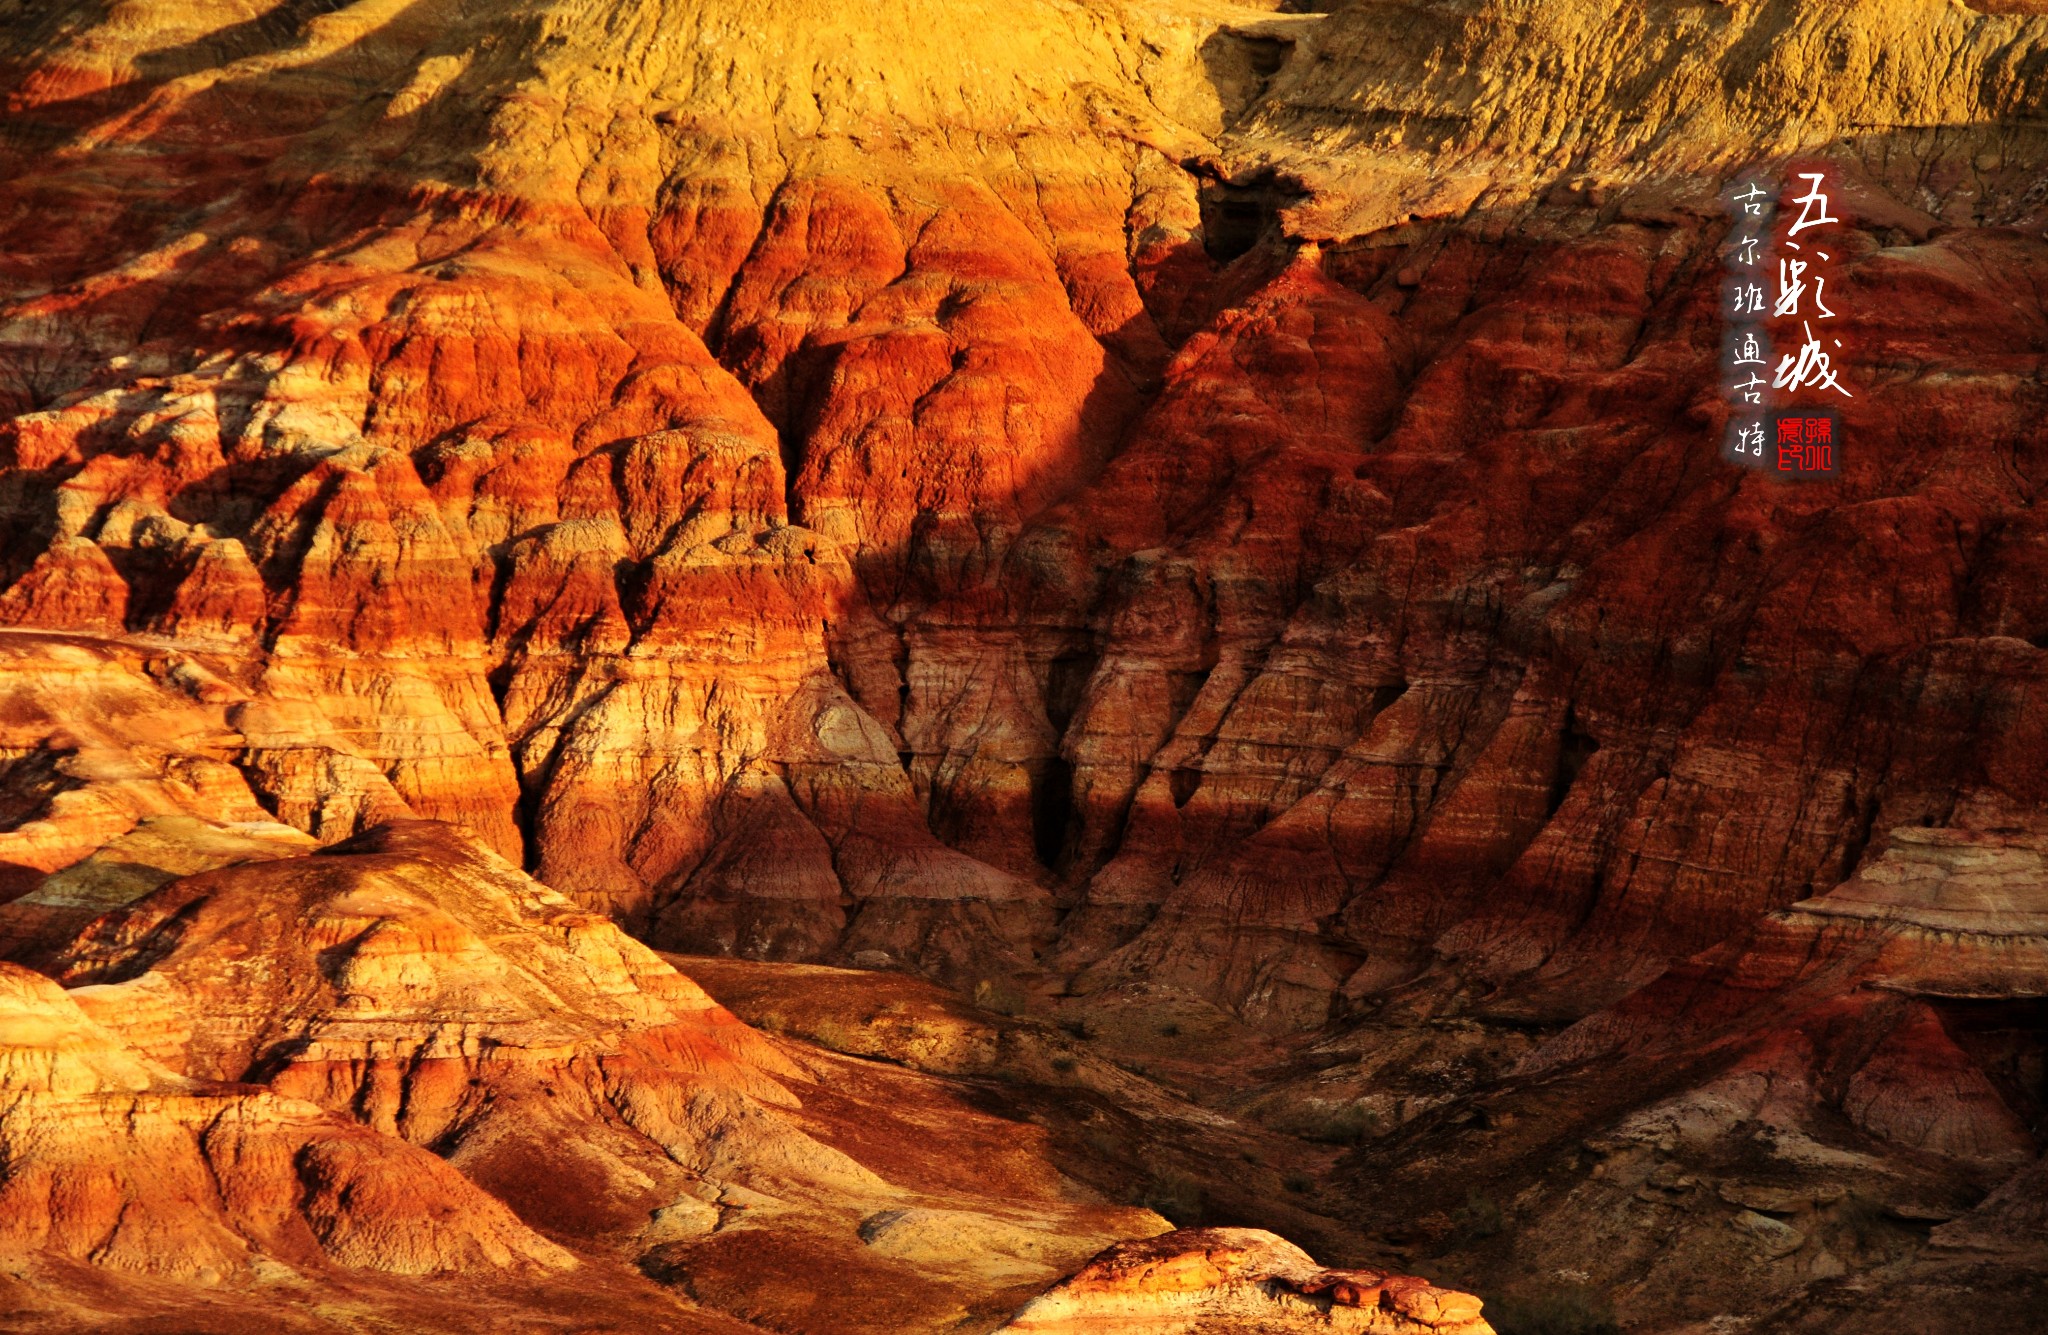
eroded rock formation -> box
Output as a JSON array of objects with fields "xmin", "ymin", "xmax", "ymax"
[
  {"xmin": 0, "ymin": 819, "xmax": 1212, "ymax": 1331},
  {"xmin": 0, "ymin": 958, "xmax": 572, "ymax": 1279},
  {"xmin": 6, "ymin": 0, "xmax": 2048, "ymax": 1031},
  {"xmin": 1, "ymin": 0, "xmax": 2046, "ymax": 1329}
]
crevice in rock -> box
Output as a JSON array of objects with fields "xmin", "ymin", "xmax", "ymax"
[
  {"xmin": 1196, "ymin": 25, "xmax": 1300, "ymax": 134},
  {"xmin": 503, "ymin": 680, "xmax": 620, "ymax": 876},
  {"xmin": 1168, "ymin": 665, "xmax": 1212, "ymax": 719},
  {"xmin": 1546, "ymin": 706, "xmax": 1599, "ymax": 818},
  {"xmin": 508, "ymin": 754, "xmax": 544, "ymax": 876},
  {"xmin": 1180, "ymin": 141, "xmax": 1314, "ymax": 268},
  {"xmin": 772, "ymin": 420, "xmax": 803, "ymax": 524},
  {"xmin": 253, "ymin": 466, "xmax": 347, "ymax": 654},
  {"xmin": 1123, "ymin": 656, "xmax": 1229, "ymax": 828},
  {"xmin": 1045, "ymin": 650, "xmax": 1099, "ymax": 739},
  {"xmin": 698, "ymin": 185, "xmax": 783, "ymax": 366},
  {"xmin": 1193, "ymin": 170, "xmax": 1300, "ymax": 264},
  {"xmin": 1031, "ymin": 755, "xmax": 1075, "ymax": 871},
  {"xmin": 822, "ymin": 648, "xmax": 852, "ymax": 703},
  {"xmin": 1834, "ymin": 785, "xmax": 1884, "ymax": 885}
]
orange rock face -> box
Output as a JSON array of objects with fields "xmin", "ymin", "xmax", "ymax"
[
  {"xmin": 40, "ymin": 821, "xmax": 804, "ymax": 1186},
  {"xmin": 0, "ymin": 959, "xmax": 573, "ymax": 1280}
]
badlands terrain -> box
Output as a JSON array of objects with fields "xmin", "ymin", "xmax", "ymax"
[{"xmin": 0, "ymin": 0, "xmax": 2045, "ymax": 1330}]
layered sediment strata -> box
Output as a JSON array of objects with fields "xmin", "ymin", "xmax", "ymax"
[
  {"xmin": 40, "ymin": 819, "xmax": 810, "ymax": 1208},
  {"xmin": 1520, "ymin": 824, "xmax": 2048, "ymax": 1161},
  {"xmin": 0, "ymin": 959, "xmax": 572, "ymax": 1281},
  {"xmin": 1, "ymin": 818, "xmax": 1233, "ymax": 1331}
]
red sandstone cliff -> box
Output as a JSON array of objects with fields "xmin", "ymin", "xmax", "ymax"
[
  {"xmin": 0, "ymin": 0, "xmax": 2045, "ymax": 1329},
  {"xmin": 5, "ymin": 0, "xmax": 2047, "ymax": 1032}
]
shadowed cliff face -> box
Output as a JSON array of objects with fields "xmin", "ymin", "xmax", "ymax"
[
  {"xmin": 1307, "ymin": 823, "xmax": 2048, "ymax": 1333},
  {"xmin": 0, "ymin": 1, "xmax": 2045, "ymax": 1324}
]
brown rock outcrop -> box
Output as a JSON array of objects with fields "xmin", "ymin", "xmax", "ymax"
[
  {"xmin": 998, "ymin": 1227, "xmax": 1493, "ymax": 1334},
  {"xmin": 1522, "ymin": 824, "xmax": 2048, "ymax": 1170}
]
